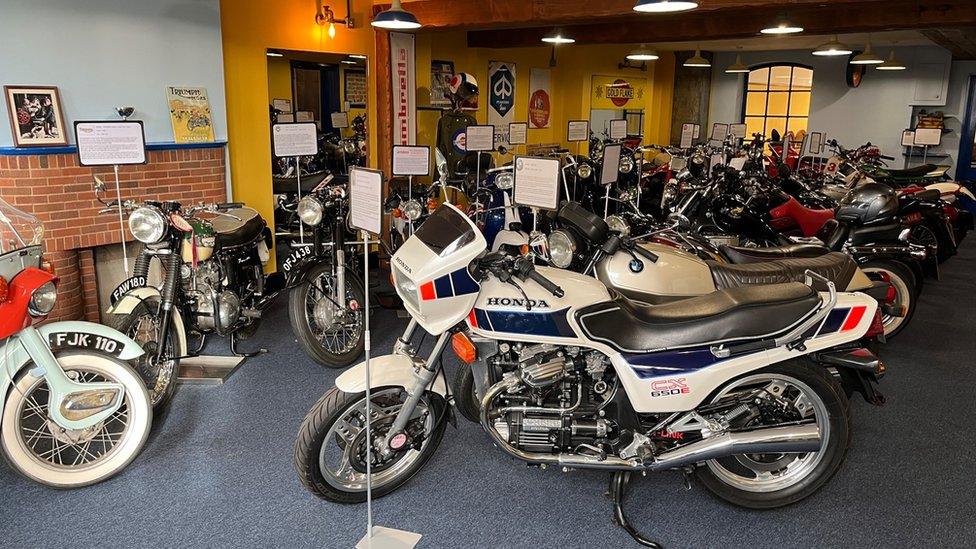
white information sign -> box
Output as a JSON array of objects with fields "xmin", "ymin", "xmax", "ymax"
[
  {"xmin": 729, "ymin": 157, "xmax": 747, "ymax": 171},
  {"xmin": 295, "ymin": 111, "xmax": 314, "ymax": 123},
  {"xmin": 901, "ymin": 130, "xmax": 916, "ymax": 147},
  {"xmin": 693, "ymin": 124, "xmax": 701, "ymax": 139},
  {"xmin": 349, "ymin": 167, "xmax": 384, "ymax": 236},
  {"xmin": 331, "ymin": 111, "xmax": 350, "ymax": 128},
  {"xmin": 914, "ymin": 127, "xmax": 942, "ymax": 147},
  {"xmin": 513, "ymin": 156, "xmax": 561, "ymax": 210},
  {"xmin": 272, "ymin": 98, "xmax": 292, "ymax": 113},
  {"xmin": 710, "ymin": 123, "xmax": 729, "ymax": 142},
  {"xmin": 465, "ymin": 125, "xmax": 496, "ymax": 152},
  {"xmin": 272, "ymin": 123, "xmax": 318, "ymax": 157},
  {"xmin": 508, "ymin": 122, "xmax": 528, "ymax": 145},
  {"xmin": 277, "ymin": 113, "xmax": 295, "ymax": 123},
  {"xmin": 809, "ymin": 131, "xmax": 824, "ymax": 155},
  {"xmin": 730, "ymin": 123, "xmax": 747, "ymax": 140},
  {"xmin": 392, "ymin": 145, "xmax": 431, "ymax": 176},
  {"xmin": 600, "ymin": 144, "xmax": 622, "ymax": 186},
  {"xmin": 567, "ymin": 120, "xmax": 589, "ymax": 142},
  {"xmin": 680, "ymin": 123, "xmax": 696, "ymax": 149},
  {"xmin": 710, "ymin": 154, "xmax": 725, "ymax": 170},
  {"xmin": 74, "ymin": 121, "xmax": 147, "ymax": 166},
  {"xmin": 609, "ymin": 119, "xmax": 628, "ymax": 140}
]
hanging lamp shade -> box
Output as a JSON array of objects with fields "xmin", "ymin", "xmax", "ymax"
[
  {"xmin": 812, "ymin": 36, "xmax": 853, "ymax": 57},
  {"xmin": 372, "ymin": 0, "xmax": 421, "ymax": 30},
  {"xmin": 725, "ymin": 54, "xmax": 749, "ymax": 74},
  {"xmin": 542, "ymin": 31, "xmax": 575, "ymax": 44},
  {"xmin": 684, "ymin": 49, "xmax": 711, "ymax": 68},
  {"xmin": 761, "ymin": 16, "xmax": 803, "ymax": 35},
  {"xmin": 850, "ymin": 43, "xmax": 884, "ymax": 65},
  {"xmin": 876, "ymin": 50, "xmax": 907, "ymax": 71},
  {"xmin": 633, "ymin": 0, "xmax": 699, "ymax": 13},
  {"xmin": 627, "ymin": 47, "xmax": 660, "ymax": 61}
]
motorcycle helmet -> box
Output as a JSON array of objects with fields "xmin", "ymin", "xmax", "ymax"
[
  {"xmin": 836, "ymin": 182, "xmax": 899, "ymax": 225},
  {"xmin": 449, "ymin": 73, "xmax": 479, "ymax": 102}
]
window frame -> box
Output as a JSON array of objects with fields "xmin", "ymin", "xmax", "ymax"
[{"xmin": 740, "ymin": 62, "xmax": 814, "ymax": 139}]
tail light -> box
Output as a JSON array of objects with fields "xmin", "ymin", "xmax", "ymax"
[
  {"xmin": 0, "ymin": 276, "xmax": 7, "ymax": 302},
  {"xmin": 864, "ymin": 309, "xmax": 885, "ymax": 339},
  {"xmin": 451, "ymin": 332, "xmax": 477, "ymax": 364}
]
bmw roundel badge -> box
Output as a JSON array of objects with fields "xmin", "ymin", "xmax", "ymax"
[{"xmin": 629, "ymin": 259, "xmax": 644, "ymax": 273}]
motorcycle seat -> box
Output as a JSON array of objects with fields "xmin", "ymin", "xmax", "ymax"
[
  {"xmin": 272, "ymin": 172, "xmax": 331, "ymax": 194},
  {"xmin": 205, "ymin": 207, "xmax": 267, "ymax": 248},
  {"xmin": 873, "ymin": 164, "xmax": 938, "ymax": 179},
  {"xmin": 719, "ymin": 243, "xmax": 830, "ymax": 264},
  {"xmin": 576, "ymin": 282, "xmax": 820, "ymax": 353},
  {"xmin": 706, "ymin": 252, "xmax": 857, "ymax": 291},
  {"xmin": 905, "ymin": 188, "xmax": 941, "ymax": 202}
]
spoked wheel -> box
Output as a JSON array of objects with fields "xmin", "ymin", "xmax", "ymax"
[
  {"xmin": 114, "ymin": 297, "xmax": 180, "ymax": 412},
  {"xmin": 1, "ymin": 352, "xmax": 152, "ymax": 488},
  {"xmin": 861, "ymin": 260, "xmax": 917, "ymax": 340},
  {"xmin": 294, "ymin": 386, "xmax": 447, "ymax": 503},
  {"xmin": 908, "ymin": 222, "xmax": 951, "ymax": 264},
  {"xmin": 696, "ymin": 360, "xmax": 850, "ymax": 508},
  {"xmin": 288, "ymin": 263, "xmax": 366, "ymax": 368}
]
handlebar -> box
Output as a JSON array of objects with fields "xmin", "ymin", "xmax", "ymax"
[{"xmin": 525, "ymin": 268, "xmax": 565, "ymax": 298}]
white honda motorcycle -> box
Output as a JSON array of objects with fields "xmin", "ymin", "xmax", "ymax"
[{"xmin": 295, "ymin": 203, "xmax": 886, "ymax": 546}]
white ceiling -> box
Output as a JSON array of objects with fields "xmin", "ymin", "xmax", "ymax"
[{"xmin": 645, "ymin": 30, "xmax": 933, "ymax": 53}]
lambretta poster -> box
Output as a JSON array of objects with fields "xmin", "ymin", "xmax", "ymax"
[{"xmin": 166, "ymin": 86, "xmax": 215, "ymax": 143}]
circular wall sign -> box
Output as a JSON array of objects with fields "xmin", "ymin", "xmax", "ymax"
[{"xmin": 847, "ymin": 53, "xmax": 866, "ymax": 88}]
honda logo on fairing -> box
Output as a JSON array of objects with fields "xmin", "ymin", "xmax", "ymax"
[
  {"xmin": 394, "ymin": 256, "xmax": 412, "ymax": 274},
  {"xmin": 486, "ymin": 297, "xmax": 550, "ymax": 309}
]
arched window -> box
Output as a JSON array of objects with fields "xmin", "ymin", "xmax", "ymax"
[{"xmin": 743, "ymin": 63, "xmax": 813, "ymax": 138}]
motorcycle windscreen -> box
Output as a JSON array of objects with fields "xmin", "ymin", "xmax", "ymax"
[{"xmin": 391, "ymin": 203, "xmax": 487, "ymax": 335}]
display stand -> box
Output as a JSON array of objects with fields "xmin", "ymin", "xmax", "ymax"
[
  {"xmin": 75, "ymin": 120, "xmax": 148, "ymax": 274},
  {"xmin": 913, "ymin": 127, "xmax": 941, "ymax": 165},
  {"xmin": 465, "ymin": 125, "xmax": 495, "ymax": 210},
  {"xmin": 392, "ymin": 146, "xmax": 431, "ymax": 236},
  {"xmin": 273, "ymin": 123, "xmax": 318, "ymax": 244},
  {"xmin": 600, "ymin": 143, "xmax": 622, "ymax": 218},
  {"xmin": 509, "ymin": 122, "xmax": 528, "ymax": 157},
  {"xmin": 568, "ymin": 120, "xmax": 589, "ymax": 160},
  {"xmin": 513, "ymin": 155, "xmax": 561, "ymax": 259},
  {"xmin": 332, "ymin": 112, "xmax": 351, "ymax": 173},
  {"xmin": 349, "ymin": 167, "xmax": 421, "ymax": 549}
]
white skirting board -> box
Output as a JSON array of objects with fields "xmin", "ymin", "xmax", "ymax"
[{"xmin": 177, "ymin": 355, "xmax": 246, "ymax": 384}]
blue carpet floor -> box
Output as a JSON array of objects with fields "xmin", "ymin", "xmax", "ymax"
[{"xmin": 2, "ymin": 241, "xmax": 975, "ymax": 548}]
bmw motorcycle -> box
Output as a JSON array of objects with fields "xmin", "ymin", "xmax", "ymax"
[
  {"xmin": 295, "ymin": 201, "xmax": 886, "ymax": 547},
  {"xmin": 0, "ymin": 198, "xmax": 152, "ymax": 487}
]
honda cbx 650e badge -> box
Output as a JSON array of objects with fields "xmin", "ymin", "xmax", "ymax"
[{"xmin": 486, "ymin": 297, "xmax": 550, "ymax": 309}]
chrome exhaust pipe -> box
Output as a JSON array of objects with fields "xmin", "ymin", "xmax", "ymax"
[{"xmin": 645, "ymin": 423, "xmax": 822, "ymax": 471}]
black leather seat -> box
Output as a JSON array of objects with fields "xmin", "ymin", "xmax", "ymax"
[
  {"xmin": 907, "ymin": 188, "xmax": 940, "ymax": 202},
  {"xmin": 209, "ymin": 208, "xmax": 267, "ymax": 248},
  {"xmin": 577, "ymin": 283, "xmax": 819, "ymax": 353},
  {"xmin": 707, "ymin": 252, "xmax": 857, "ymax": 290},
  {"xmin": 720, "ymin": 243, "xmax": 830, "ymax": 264},
  {"xmin": 272, "ymin": 172, "xmax": 331, "ymax": 194},
  {"xmin": 874, "ymin": 164, "xmax": 937, "ymax": 179}
]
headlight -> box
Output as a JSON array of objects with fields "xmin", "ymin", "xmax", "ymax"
[
  {"xmin": 393, "ymin": 266, "xmax": 418, "ymax": 310},
  {"xmin": 606, "ymin": 215, "xmax": 631, "ymax": 236},
  {"xmin": 577, "ymin": 164, "xmax": 593, "ymax": 179},
  {"xmin": 29, "ymin": 280, "xmax": 57, "ymax": 316},
  {"xmin": 495, "ymin": 172, "xmax": 514, "ymax": 190},
  {"xmin": 128, "ymin": 206, "xmax": 167, "ymax": 244},
  {"xmin": 619, "ymin": 156, "xmax": 635, "ymax": 174},
  {"xmin": 402, "ymin": 199, "xmax": 423, "ymax": 221},
  {"xmin": 548, "ymin": 230, "xmax": 576, "ymax": 268},
  {"xmin": 343, "ymin": 140, "xmax": 357, "ymax": 154},
  {"xmin": 297, "ymin": 196, "xmax": 324, "ymax": 226}
]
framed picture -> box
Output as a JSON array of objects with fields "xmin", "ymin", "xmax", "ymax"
[{"xmin": 5, "ymin": 85, "xmax": 68, "ymax": 147}]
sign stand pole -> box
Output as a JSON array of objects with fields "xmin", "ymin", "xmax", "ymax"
[
  {"xmin": 362, "ymin": 229, "xmax": 373, "ymax": 548},
  {"xmin": 113, "ymin": 163, "xmax": 129, "ymax": 274},
  {"xmin": 922, "ymin": 144, "xmax": 929, "ymax": 165},
  {"xmin": 296, "ymin": 155, "xmax": 305, "ymax": 244}
]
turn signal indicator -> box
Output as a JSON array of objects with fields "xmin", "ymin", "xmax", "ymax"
[{"xmin": 451, "ymin": 332, "xmax": 477, "ymax": 364}]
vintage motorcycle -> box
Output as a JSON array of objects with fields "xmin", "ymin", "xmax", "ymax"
[
  {"xmin": 0, "ymin": 198, "xmax": 152, "ymax": 487},
  {"xmin": 295, "ymin": 202, "xmax": 886, "ymax": 547}
]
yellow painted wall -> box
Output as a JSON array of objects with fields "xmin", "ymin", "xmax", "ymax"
[{"xmin": 267, "ymin": 57, "xmax": 293, "ymax": 107}]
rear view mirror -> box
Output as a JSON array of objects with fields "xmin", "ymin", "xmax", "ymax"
[
  {"xmin": 435, "ymin": 149, "xmax": 449, "ymax": 179},
  {"xmin": 93, "ymin": 175, "xmax": 106, "ymax": 193}
]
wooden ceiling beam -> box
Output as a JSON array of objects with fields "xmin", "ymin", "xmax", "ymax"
[
  {"xmin": 465, "ymin": 0, "xmax": 976, "ymax": 48},
  {"xmin": 921, "ymin": 28, "xmax": 976, "ymax": 60}
]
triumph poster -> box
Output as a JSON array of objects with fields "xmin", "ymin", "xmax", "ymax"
[
  {"xmin": 166, "ymin": 86, "xmax": 215, "ymax": 144},
  {"xmin": 390, "ymin": 32, "xmax": 417, "ymax": 146},
  {"xmin": 488, "ymin": 61, "xmax": 516, "ymax": 147}
]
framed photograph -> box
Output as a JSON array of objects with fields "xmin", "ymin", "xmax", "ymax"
[{"xmin": 5, "ymin": 85, "xmax": 68, "ymax": 147}]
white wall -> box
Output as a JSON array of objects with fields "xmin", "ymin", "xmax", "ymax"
[
  {"xmin": 0, "ymin": 0, "xmax": 227, "ymax": 147},
  {"xmin": 707, "ymin": 46, "xmax": 963, "ymax": 172}
]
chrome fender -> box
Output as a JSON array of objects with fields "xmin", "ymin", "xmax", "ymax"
[
  {"xmin": 0, "ymin": 322, "xmax": 144, "ymax": 430},
  {"xmin": 335, "ymin": 354, "xmax": 448, "ymax": 396},
  {"xmin": 106, "ymin": 287, "xmax": 188, "ymax": 357}
]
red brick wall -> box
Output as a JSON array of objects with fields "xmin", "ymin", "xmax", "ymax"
[{"xmin": 0, "ymin": 146, "xmax": 227, "ymax": 322}]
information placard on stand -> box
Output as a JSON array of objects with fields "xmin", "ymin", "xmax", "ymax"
[
  {"xmin": 693, "ymin": 124, "xmax": 701, "ymax": 139},
  {"xmin": 349, "ymin": 167, "xmax": 383, "ymax": 235},
  {"xmin": 600, "ymin": 144, "xmax": 622, "ymax": 186},
  {"xmin": 272, "ymin": 123, "xmax": 318, "ymax": 157},
  {"xmin": 513, "ymin": 156, "xmax": 561, "ymax": 211},
  {"xmin": 680, "ymin": 123, "xmax": 696, "ymax": 148},
  {"xmin": 392, "ymin": 145, "xmax": 430, "ymax": 177},
  {"xmin": 509, "ymin": 122, "xmax": 528, "ymax": 145},
  {"xmin": 914, "ymin": 128, "xmax": 942, "ymax": 147},
  {"xmin": 609, "ymin": 119, "xmax": 628, "ymax": 140},
  {"xmin": 465, "ymin": 125, "xmax": 495, "ymax": 152},
  {"xmin": 710, "ymin": 123, "xmax": 729, "ymax": 142},
  {"xmin": 331, "ymin": 111, "xmax": 350, "ymax": 129},
  {"xmin": 567, "ymin": 120, "xmax": 589, "ymax": 142},
  {"xmin": 809, "ymin": 131, "xmax": 824, "ymax": 155},
  {"xmin": 729, "ymin": 123, "xmax": 747, "ymax": 140},
  {"xmin": 901, "ymin": 130, "xmax": 916, "ymax": 147}
]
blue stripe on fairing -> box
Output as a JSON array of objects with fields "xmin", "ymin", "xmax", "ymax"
[
  {"xmin": 623, "ymin": 348, "xmax": 727, "ymax": 379},
  {"xmin": 477, "ymin": 307, "xmax": 576, "ymax": 338},
  {"xmin": 450, "ymin": 268, "xmax": 480, "ymax": 296},
  {"xmin": 434, "ymin": 275, "xmax": 453, "ymax": 298},
  {"xmin": 474, "ymin": 308, "xmax": 492, "ymax": 330},
  {"xmin": 820, "ymin": 308, "xmax": 849, "ymax": 335}
]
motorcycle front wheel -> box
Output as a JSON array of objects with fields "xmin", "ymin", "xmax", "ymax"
[
  {"xmin": 114, "ymin": 296, "xmax": 180, "ymax": 412},
  {"xmin": 294, "ymin": 386, "xmax": 447, "ymax": 503},
  {"xmin": 695, "ymin": 359, "xmax": 850, "ymax": 509},
  {"xmin": 1, "ymin": 351, "xmax": 152, "ymax": 488},
  {"xmin": 288, "ymin": 263, "xmax": 366, "ymax": 368}
]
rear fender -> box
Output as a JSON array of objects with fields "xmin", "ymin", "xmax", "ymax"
[{"xmin": 335, "ymin": 354, "xmax": 447, "ymax": 396}]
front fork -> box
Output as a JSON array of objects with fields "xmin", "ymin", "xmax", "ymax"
[
  {"xmin": 154, "ymin": 250, "xmax": 181, "ymax": 363},
  {"xmin": 333, "ymin": 221, "xmax": 347, "ymax": 310}
]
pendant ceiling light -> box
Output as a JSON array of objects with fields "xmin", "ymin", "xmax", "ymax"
[
  {"xmin": 627, "ymin": 46, "xmax": 660, "ymax": 61},
  {"xmin": 812, "ymin": 36, "xmax": 853, "ymax": 57},
  {"xmin": 850, "ymin": 42, "xmax": 884, "ymax": 65},
  {"xmin": 725, "ymin": 54, "xmax": 749, "ymax": 74},
  {"xmin": 684, "ymin": 49, "xmax": 711, "ymax": 68},
  {"xmin": 542, "ymin": 31, "xmax": 575, "ymax": 44},
  {"xmin": 633, "ymin": 0, "xmax": 699, "ymax": 13},
  {"xmin": 371, "ymin": 0, "xmax": 421, "ymax": 30},
  {"xmin": 760, "ymin": 15, "xmax": 803, "ymax": 35},
  {"xmin": 876, "ymin": 50, "xmax": 907, "ymax": 71}
]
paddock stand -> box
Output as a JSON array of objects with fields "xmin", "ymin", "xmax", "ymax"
[{"xmin": 607, "ymin": 471, "xmax": 662, "ymax": 548}]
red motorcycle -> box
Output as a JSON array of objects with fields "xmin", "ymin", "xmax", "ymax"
[{"xmin": 0, "ymin": 199, "xmax": 152, "ymax": 487}]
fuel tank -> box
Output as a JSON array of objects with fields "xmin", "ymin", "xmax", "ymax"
[{"xmin": 595, "ymin": 242, "xmax": 716, "ymax": 303}]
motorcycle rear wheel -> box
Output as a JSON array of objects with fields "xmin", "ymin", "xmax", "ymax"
[
  {"xmin": 294, "ymin": 386, "xmax": 447, "ymax": 503},
  {"xmin": 695, "ymin": 359, "xmax": 850, "ymax": 509},
  {"xmin": 1, "ymin": 352, "xmax": 152, "ymax": 488}
]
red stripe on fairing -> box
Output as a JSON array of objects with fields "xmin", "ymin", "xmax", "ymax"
[
  {"xmin": 467, "ymin": 309, "xmax": 478, "ymax": 327},
  {"xmin": 420, "ymin": 281, "xmax": 436, "ymax": 301},
  {"xmin": 841, "ymin": 306, "xmax": 867, "ymax": 331}
]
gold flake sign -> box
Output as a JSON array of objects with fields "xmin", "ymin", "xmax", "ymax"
[{"xmin": 591, "ymin": 76, "xmax": 647, "ymax": 110}]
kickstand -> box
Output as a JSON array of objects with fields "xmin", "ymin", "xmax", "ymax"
[
  {"xmin": 609, "ymin": 471, "xmax": 662, "ymax": 548},
  {"xmin": 229, "ymin": 332, "xmax": 266, "ymax": 358}
]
